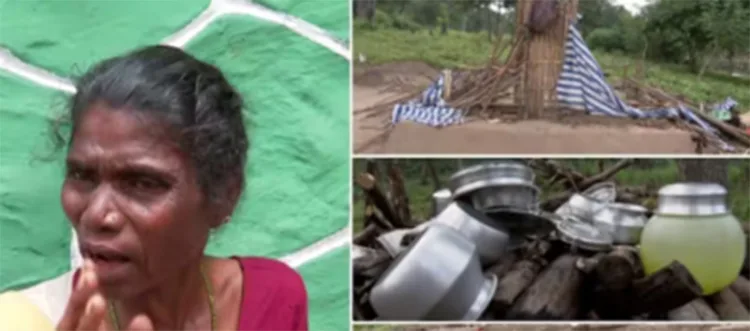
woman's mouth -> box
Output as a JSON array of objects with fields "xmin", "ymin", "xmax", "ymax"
[{"xmin": 81, "ymin": 244, "xmax": 135, "ymax": 282}]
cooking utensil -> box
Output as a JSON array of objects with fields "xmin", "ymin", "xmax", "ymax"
[
  {"xmin": 582, "ymin": 181, "xmax": 617, "ymax": 203},
  {"xmin": 485, "ymin": 208, "xmax": 557, "ymax": 237},
  {"xmin": 369, "ymin": 224, "xmax": 497, "ymax": 320},
  {"xmin": 592, "ymin": 202, "xmax": 649, "ymax": 245},
  {"xmin": 556, "ymin": 216, "xmax": 613, "ymax": 252},
  {"xmin": 432, "ymin": 188, "xmax": 453, "ymax": 216},
  {"xmin": 449, "ymin": 162, "xmax": 535, "ymax": 199},
  {"xmin": 433, "ymin": 201, "xmax": 512, "ymax": 266},
  {"xmin": 555, "ymin": 193, "xmax": 607, "ymax": 223},
  {"xmin": 469, "ymin": 183, "xmax": 540, "ymax": 214}
]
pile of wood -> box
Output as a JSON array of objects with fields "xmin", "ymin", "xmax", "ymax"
[
  {"xmin": 353, "ymin": 161, "xmax": 750, "ymax": 321},
  {"xmin": 355, "ymin": 0, "xmax": 750, "ymax": 153}
]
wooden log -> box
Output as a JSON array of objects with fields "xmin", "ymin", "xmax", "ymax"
[
  {"xmin": 486, "ymin": 251, "xmax": 519, "ymax": 279},
  {"xmin": 352, "ymin": 247, "xmax": 392, "ymax": 280},
  {"xmin": 729, "ymin": 276, "xmax": 750, "ymax": 310},
  {"xmin": 630, "ymin": 261, "xmax": 703, "ymax": 315},
  {"xmin": 384, "ymin": 160, "xmax": 412, "ymax": 226},
  {"xmin": 706, "ymin": 287, "xmax": 750, "ymax": 320},
  {"xmin": 356, "ymin": 172, "xmax": 404, "ymax": 228},
  {"xmin": 506, "ymin": 254, "xmax": 585, "ymax": 320},
  {"xmin": 589, "ymin": 247, "xmax": 640, "ymax": 319},
  {"xmin": 667, "ymin": 298, "xmax": 719, "ymax": 321},
  {"xmin": 353, "ymin": 223, "xmax": 380, "ymax": 246},
  {"xmin": 364, "ymin": 204, "xmax": 394, "ymax": 230},
  {"xmin": 490, "ymin": 258, "xmax": 545, "ymax": 315}
]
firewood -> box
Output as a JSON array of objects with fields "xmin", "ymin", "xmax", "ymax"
[
  {"xmin": 357, "ymin": 173, "xmax": 402, "ymax": 228},
  {"xmin": 506, "ymin": 254, "xmax": 585, "ymax": 320},
  {"xmin": 352, "ymin": 248, "xmax": 392, "ymax": 280},
  {"xmin": 353, "ymin": 223, "xmax": 380, "ymax": 246},
  {"xmin": 589, "ymin": 247, "xmax": 641, "ymax": 319},
  {"xmin": 630, "ymin": 261, "xmax": 703, "ymax": 315},
  {"xmin": 667, "ymin": 298, "xmax": 719, "ymax": 320},
  {"xmin": 706, "ymin": 287, "xmax": 750, "ymax": 320},
  {"xmin": 490, "ymin": 258, "xmax": 545, "ymax": 315},
  {"xmin": 729, "ymin": 276, "xmax": 750, "ymax": 310}
]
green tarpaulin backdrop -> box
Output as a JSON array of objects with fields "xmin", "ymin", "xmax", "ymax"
[{"xmin": 0, "ymin": 0, "xmax": 350, "ymax": 329}]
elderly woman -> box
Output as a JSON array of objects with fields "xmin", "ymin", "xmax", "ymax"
[{"xmin": 12, "ymin": 45, "xmax": 308, "ymax": 330}]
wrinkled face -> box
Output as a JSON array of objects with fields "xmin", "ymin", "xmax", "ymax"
[{"xmin": 61, "ymin": 103, "xmax": 212, "ymax": 298}]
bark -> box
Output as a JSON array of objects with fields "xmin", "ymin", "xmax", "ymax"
[
  {"xmin": 707, "ymin": 287, "xmax": 750, "ymax": 320},
  {"xmin": 677, "ymin": 159, "xmax": 730, "ymax": 188}
]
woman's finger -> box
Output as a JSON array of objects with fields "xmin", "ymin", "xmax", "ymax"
[
  {"xmin": 76, "ymin": 294, "xmax": 106, "ymax": 331},
  {"xmin": 56, "ymin": 260, "xmax": 99, "ymax": 330},
  {"xmin": 125, "ymin": 314, "xmax": 154, "ymax": 331}
]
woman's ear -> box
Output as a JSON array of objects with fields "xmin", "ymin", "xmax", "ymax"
[{"xmin": 211, "ymin": 178, "xmax": 243, "ymax": 228}]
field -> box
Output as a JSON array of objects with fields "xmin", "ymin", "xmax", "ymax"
[
  {"xmin": 351, "ymin": 159, "xmax": 750, "ymax": 233},
  {"xmin": 353, "ymin": 26, "xmax": 750, "ymax": 112}
]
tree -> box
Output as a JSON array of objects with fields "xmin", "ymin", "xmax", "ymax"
[{"xmin": 677, "ymin": 159, "xmax": 730, "ymax": 188}]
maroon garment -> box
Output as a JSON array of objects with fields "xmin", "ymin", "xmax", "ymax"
[{"xmin": 72, "ymin": 257, "xmax": 309, "ymax": 330}]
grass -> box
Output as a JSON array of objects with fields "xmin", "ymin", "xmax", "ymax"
[
  {"xmin": 352, "ymin": 160, "xmax": 750, "ymax": 233},
  {"xmin": 353, "ymin": 26, "xmax": 750, "ymax": 111}
]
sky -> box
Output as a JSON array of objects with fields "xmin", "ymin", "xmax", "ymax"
[{"xmin": 611, "ymin": 0, "xmax": 651, "ymax": 14}]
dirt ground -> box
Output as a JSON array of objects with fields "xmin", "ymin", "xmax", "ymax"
[
  {"xmin": 352, "ymin": 324, "xmax": 749, "ymax": 331},
  {"xmin": 353, "ymin": 62, "xmax": 702, "ymax": 154}
]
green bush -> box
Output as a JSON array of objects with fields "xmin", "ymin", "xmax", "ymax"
[{"xmin": 587, "ymin": 28, "xmax": 626, "ymax": 53}]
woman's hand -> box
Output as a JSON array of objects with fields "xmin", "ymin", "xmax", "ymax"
[
  {"xmin": 57, "ymin": 259, "xmax": 107, "ymax": 331},
  {"xmin": 56, "ymin": 260, "xmax": 154, "ymax": 331}
]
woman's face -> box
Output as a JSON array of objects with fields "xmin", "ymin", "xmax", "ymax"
[{"xmin": 61, "ymin": 103, "xmax": 213, "ymax": 298}]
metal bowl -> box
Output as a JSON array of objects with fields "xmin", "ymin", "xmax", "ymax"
[
  {"xmin": 582, "ymin": 181, "xmax": 617, "ymax": 203},
  {"xmin": 369, "ymin": 224, "xmax": 498, "ymax": 320},
  {"xmin": 592, "ymin": 202, "xmax": 649, "ymax": 245},
  {"xmin": 469, "ymin": 183, "xmax": 540, "ymax": 213},
  {"xmin": 556, "ymin": 216, "xmax": 613, "ymax": 252},
  {"xmin": 555, "ymin": 193, "xmax": 607, "ymax": 223},
  {"xmin": 449, "ymin": 162, "xmax": 535, "ymax": 198},
  {"xmin": 433, "ymin": 201, "xmax": 512, "ymax": 266}
]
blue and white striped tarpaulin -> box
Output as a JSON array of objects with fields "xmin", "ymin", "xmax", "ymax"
[
  {"xmin": 557, "ymin": 23, "xmax": 733, "ymax": 151},
  {"xmin": 391, "ymin": 76, "xmax": 465, "ymax": 127}
]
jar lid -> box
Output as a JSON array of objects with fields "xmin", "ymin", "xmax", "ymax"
[
  {"xmin": 432, "ymin": 188, "xmax": 452, "ymax": 199},
  {"xmin": 657, "ymin": 182, "xmax": 728, "ymax": 216},
  {"xmin": 556, "ymin": 216, "xmax": 613, "ymax": 252}
]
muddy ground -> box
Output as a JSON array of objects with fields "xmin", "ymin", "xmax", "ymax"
[
  {"xmin": 352, "ymin": 324, "xmax": 749, "ymax": 331},
  {"xmin": 353, "ymin": 62, "xmax": 706, "ymax": 154}
]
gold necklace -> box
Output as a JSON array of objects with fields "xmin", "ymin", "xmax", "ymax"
[{"xmin": 107, "ymin": 262, "xmax": 216, "ymax": 331}]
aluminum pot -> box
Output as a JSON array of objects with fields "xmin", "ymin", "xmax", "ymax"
[
  {"xmin": 369, "ymin": 224, "xmax": 498, "ymax": 320},
  {"xmin": 591, "ymin": 202, "xmax": 649, "ymax": 245},
  {"xmin": 556, "ymin": 216, "xmax": 613, "ymax": 252},
  {"xmin": 469, "ymin": 183, "xmax": 540, "ymax": 213},
  {"xmin": 449, "ymin": 162, "xmax": 535, "ymax": 199},
  {"xmin": 433, "ymin": 201, "xmax": 512, "ymax": 266},
  {"xmin": 555, "ymin": 193, "xmax": 607, "ymax": 223},
  {"xmin": 432, "ymin": 188, "xmax": 453, "ymax": 216},
  {"xmin": 486, "ymin": 208, "xmax": 557, "ymax": 237},
  {"xmin": 582, "ymin": 181, "xmax": 617, "ymax": 203}
]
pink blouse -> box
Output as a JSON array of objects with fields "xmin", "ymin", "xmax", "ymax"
[{"xmin": 72, "ymin": 257, "xmax": 309, "ymax": 330}]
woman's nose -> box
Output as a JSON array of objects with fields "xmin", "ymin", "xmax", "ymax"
[{"xmin": 79, "ymin": 186, "xmax": 125, "ymax": 234}]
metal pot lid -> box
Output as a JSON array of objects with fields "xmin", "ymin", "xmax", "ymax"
[
  {"xmin": 453, "ymin": 179, "xmax": 540, "ymax": 200},
  {"xmin": 582, "ymin": 181, "xmax": 617, "ymax": 203},
  {"xmin": 556, "ymin": 217, "xmax": 613, "ymax": 252},
  {"xmin": 485, "ymin": 208, "xmax": 556, "ymax": 236},
  {"xmin": 449, "ymin": 162, "xmax": 535, "ymax": 196},
  {"xmin": 657, "ymin": 182, "xmax": 728, "ymax": 216}
]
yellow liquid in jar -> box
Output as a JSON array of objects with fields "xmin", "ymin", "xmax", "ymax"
[{"xmin": 640, "ymin": 213, "xmax": 746, "ymax": 295}]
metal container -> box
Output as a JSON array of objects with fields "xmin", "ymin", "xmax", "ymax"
[
  {"xmin": 369, "ymin": 224, "xmax": 498, "ymax": 320},
  {"xmin": 655, "ymin": 182, "xmax": 728, "ymax": 215},
  {"xmin": 556, "ymin": 216, "xmax": 613, "ymax": 252},
  {"xmin": 432, "ymin": 188, "xmax": 453, "ymax": 216},
  {"xmin": 555, "ymin": 193, "xmax": 607, "ymax": 223},
  {"xmin": 591, "ymin": 202, "xmax": 649, "ymax": 245},
  {"xmin": 486, "ymin": 209, "xmax": 557, "ymax": 237},
  {"xmin": 449, "ymin": 162, "xmax": 535, "ymax": 198},
  {"xmin": 433, "ymin": 201, "xmax": 512, "ymax": 266},
  {"xmin": 583, "ymin": 181, "xmax": 617, "ymax": 203},
  {"xmin": 469, "ymin": 183, "xmax": 540, "ymax": 213},
  {"xmin": 375, "ymin": 229, "xmax": 413, "ymax": 257}
]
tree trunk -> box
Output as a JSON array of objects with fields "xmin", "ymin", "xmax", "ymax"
[
  {"xmin": 354, "ymin": 0, "xmax": 377, "ymax": 22},
  {"xmin": 677, "ymin": 159, "xmax": 730, "ymax": 188}
]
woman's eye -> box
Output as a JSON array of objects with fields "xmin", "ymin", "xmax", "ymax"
[
  {"xmin": 126, "ymin": 176, "xmax": 166, "ymax": 191},
  {"xmin": 67, "ymin": 169, "xmax": 93, "ymax": 181}
]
